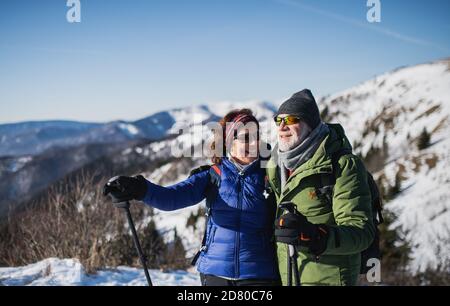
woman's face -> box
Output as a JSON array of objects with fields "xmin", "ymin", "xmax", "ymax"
[{"xmin": 230, "ymin": 127, "xmax": 259, "ymax": 165}]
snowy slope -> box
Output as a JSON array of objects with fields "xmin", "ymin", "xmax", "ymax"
[
  {"xmin": 320, "ymin": 58, "xmax": 450, "ymax": 272},
  {"xmin": 0, "ymin": 258, "xmax": 200, "ymax": 286}
]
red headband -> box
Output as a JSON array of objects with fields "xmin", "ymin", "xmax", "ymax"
[{"xmin": 225, "ymin": 114, "xmax": 258, "ymax": 145}]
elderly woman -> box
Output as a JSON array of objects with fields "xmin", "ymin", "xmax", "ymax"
[{"xmin": 104, "ymin": 109, "xmax": 280, "ymax": 286}]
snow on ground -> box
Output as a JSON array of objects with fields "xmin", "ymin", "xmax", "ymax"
[
  {"xmin": 385, "ymin": 137, "xmax": 450, "ymax": 272},
  {"xmin": 0, "ymin": 258, "xmax": 200, "ymax": 286}
]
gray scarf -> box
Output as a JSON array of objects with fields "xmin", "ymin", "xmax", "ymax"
[{"xmin": 278, "ymin": 122, "xmax": 329, "ymax": 189}]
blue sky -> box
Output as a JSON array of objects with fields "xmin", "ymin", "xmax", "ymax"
[{"xmin": 1, "ymin": 0, "xmax": 449, "ymax": 124}]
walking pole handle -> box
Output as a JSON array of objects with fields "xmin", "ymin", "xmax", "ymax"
[
  {"xmin": 279, "ymin": 201, "xmax": 298, "ymax": 215},
  {"xmin": 279, "ymin": 202, "xmax": 301, "ymax": 286}
]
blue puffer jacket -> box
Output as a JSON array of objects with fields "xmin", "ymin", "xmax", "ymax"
[{"xmin": 142, "ymin": 158, "xmax": 279, "ymax": 280}]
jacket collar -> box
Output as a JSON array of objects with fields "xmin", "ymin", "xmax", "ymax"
[{"xmin": 222, "ymin": 157, "xmax": 261, "ymax": 176}]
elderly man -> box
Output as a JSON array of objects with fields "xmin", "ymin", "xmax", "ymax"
[{"xmin": 266, "ymin": 89, "xmax": 375, "ymax": 286}]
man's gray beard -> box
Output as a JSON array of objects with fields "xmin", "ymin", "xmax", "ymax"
[
  {"xmin": 278, "ymin": 136, "xmax": 300, "ymax": 152},
  {"xmin": 278, "ymin": 122, "xmax": 311, "ymax": 152}
]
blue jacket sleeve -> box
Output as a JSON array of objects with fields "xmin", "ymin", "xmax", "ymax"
[{"xmin": 141, "ymin": 170, "xmax": 210, "ymax": 211}]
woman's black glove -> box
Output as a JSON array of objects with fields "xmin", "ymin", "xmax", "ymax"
[
  {"xmin": 103, "ymin": 175, "xmax": 148, "ymax": 203},
  {"xmin": 274, "ymin": 212, "xmax": 329, "ymax": 256}
]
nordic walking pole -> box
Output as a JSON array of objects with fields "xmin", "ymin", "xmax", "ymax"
[
  {"xmin": 287, "ymin": 245, "xmax": 300, "ymax": 286},
  {"xmin": 279, "ymin": 202, "xmax": 301, "ymax": 286},
  {"xmin": 291, "ymin": 245, "xmax": 300, "ymax": 286},
  {"xmin": 287, "ymin": 245, "xmax": 293, "ymax": 286},
  {"xmin": 116, "ymin": 201, "xmax": 153, "ymax": 286}
]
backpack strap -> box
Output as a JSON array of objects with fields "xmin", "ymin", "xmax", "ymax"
[
  {"xmin": 315, "ymin": 148, "xmax": 353, "ymax": 249},
  {"xmin": 316, "ymin": 148, "xmax": 384, "ymax": 253},
  {"xmin": 205, "ymin": 165, "xmax": 221, "ymax": 217},
  {"xmin": 316, "ymin": 148, "xmax": 353, "ymax": 204},
  {"xmin": 366, "ymin": 172, "xmax": 384, "ymax": 225},
  {"xmin": 189, "ymin": 165, "xmax": 211, "ymax": 177},
  {"xmin": 190, "ymin": 164, "xmax": 221, "ymax": 266}
]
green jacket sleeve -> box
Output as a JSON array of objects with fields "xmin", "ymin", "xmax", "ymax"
[{"xmin": 322, "ymin": 155, "xmax": 376, "ymax": 255}]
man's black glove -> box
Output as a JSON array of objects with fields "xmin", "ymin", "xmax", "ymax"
[
  {"xmin": 103, "ymin": 175, "xmax": 148, "ymax": 203},
  {"xmin": 275, "ymin": 212, "xmax": 329, "ymax": 256}
]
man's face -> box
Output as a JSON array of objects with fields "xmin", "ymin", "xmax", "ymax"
[{"xmin": 276, "ymin": 114, "xmax": 310, "ymax": 152}]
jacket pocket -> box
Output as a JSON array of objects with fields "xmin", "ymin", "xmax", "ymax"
[{"xmin": 299, "ymin": 256, "xmax": 342, "ymax": 286}]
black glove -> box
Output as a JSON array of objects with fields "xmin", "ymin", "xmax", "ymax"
[
  {"xmin": 275, "ymin": 212, "xmax": 329, "ymax": 256},
  {"xmin": 103, "ymin": 175, "xmax": 148, "ymax": 203}
]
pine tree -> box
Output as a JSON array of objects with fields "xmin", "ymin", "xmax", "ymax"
[
  {"xmin": 386, "ymin": 169, "xmax": 402, "ymax": 200},
  {"xmin": 166, "ymin": 228, "xmax": 188, "ymax": 270},
  {"xmin": 375, "ymin": 176, "xmax": 416, "ymax": 284},
  {"xmin": 417, "ymin": 128, "xmax": 431, "ymax": 150},
  {"xmin": 140, "ymin": 219, "xmax": 167, "ymax": 268},
  {"xmin": 186, "ymin": 212, "xmax": 198, "ymax": 231},
  {"xmin": 186, "ymin": 206, "xmax": 205, "ymax": 231},
  {"xmin": 378, "ymin": 210, "xmax": 412, "ymax": 285}
]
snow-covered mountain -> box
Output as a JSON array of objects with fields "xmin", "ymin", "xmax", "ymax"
[{"xmin": 319, "ymin": 58, "xmax": 450, "ymax": 273}]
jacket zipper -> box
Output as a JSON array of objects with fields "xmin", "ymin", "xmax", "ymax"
[{"xmin": 235, "ymin": 171, "xmax": 244, "ymax": 278}]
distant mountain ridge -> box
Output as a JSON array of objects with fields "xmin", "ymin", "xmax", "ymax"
[{"xmin": 0, "ymin": 101, "xmax": 277, "ymax": 157}]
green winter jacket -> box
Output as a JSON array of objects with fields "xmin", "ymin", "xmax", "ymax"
[{"xmin": 266, "ymin": 123, "xmax": 375, "ymax": 286}]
